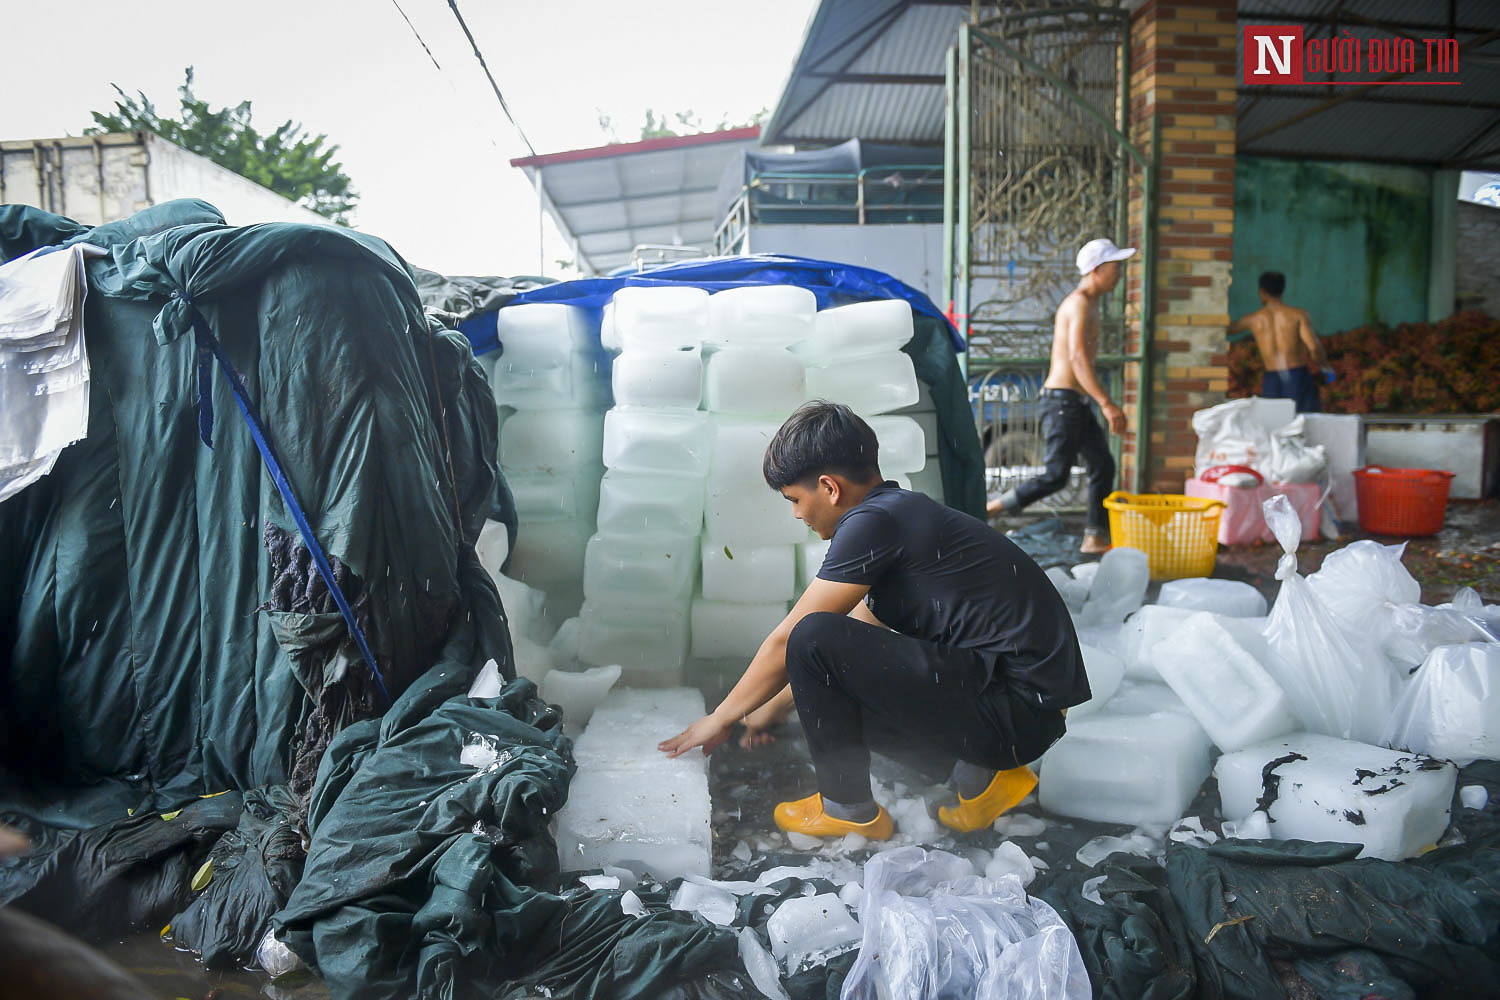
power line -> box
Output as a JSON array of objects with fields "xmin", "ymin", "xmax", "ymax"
[
  {"xmin": 388, "ymin": 0, "xmax": 444, "ymax": 74},
  {"xmin": 445, "ymin": 0, "xmax": 537, "ymax": 158}
]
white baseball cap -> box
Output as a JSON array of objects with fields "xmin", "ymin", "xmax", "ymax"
[{"xmin": 1077, "ymin": 238, "xmax": 1136, "ymax": 275}]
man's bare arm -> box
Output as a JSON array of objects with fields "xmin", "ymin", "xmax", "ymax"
[
  {"xmin": 1228, "ymin": 314, "xmax": 1251, "ymax": 335},
  {"xmin": 1062, "ymin": 298, "xmax": 1127, "ymax": 433},
  {"xmin": 1298, "ymin": 310, "xmax": 1327, "ymax": 367}
]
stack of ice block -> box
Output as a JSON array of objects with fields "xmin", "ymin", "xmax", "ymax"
[
  {"xmin": 579, "ymin": 287, "xmax": 711, "ymax": 685},
  {"xmin": 797, "ymin": 299, "xmax": 920, "ymax": 416},
  {"xmin": 555, "ymin": 688, "xmax": 712, "ymax": 879},
  {"xmin": 694, "ymin": 286, "xmax": 814, "ymax": 658},
  {"xmin": 494, "ymin": 304, "xmax": 609, "ymax": 619}
]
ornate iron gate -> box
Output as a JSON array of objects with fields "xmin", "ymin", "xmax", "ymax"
[{"xmin": 944, "ymin": 6, "xmax": 1156, "ymax": 501}]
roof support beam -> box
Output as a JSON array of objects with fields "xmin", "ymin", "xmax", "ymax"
[
  {"xmin": 554, "ymin": 184, "xmax": 718, "ymax": 210},
  {"xmin": 803, "ymin": 72, "xmax": 946, "ymax": 85},
  {"xmin": 775, "ymin": 0, "xmax": 912, "ymax": 135}
]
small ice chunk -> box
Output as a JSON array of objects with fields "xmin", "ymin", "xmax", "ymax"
[
  {"xmin": 888, "ymin": 796, "xmax": 940, "ymax": 844},
  {"xmin": 1460, "ymin": 785, "xmax": 1489, "ymax": 811},
  {"xmin": 602, "ymin": 865, "xmax": 638, "ymax": 888},
  {"xmin": 1076, "ymin": 548, "xmax": 1150, "ymax": 627},
  {"xmin": 1157, "ymin": 578, "xmax": 1268, "ymax": 618},
  {"xmin": 1167, "ymin": 816, "xmax": 1219, "ymax": 847},
  {"xmin": 468, "ymin": 658, "xmax": 504, "ymax": 700},
  {"xmin": 1040, "ymin": 711, "xmax": 1212, "ymax": 826},
  {"xmin": 620, "ymin": 890, "xmax": 648, "ymax": 918},
  {"xmin": 786, "ymin": 832, "xmax": 822, "ymax": 851},
  {"xmin": 540, "ymin": 663, "xmax": 621, "ymax": 732},
  {"xmin": 983, "ymin": 841, "xmax": 1036, "ymax": 887},
  {"xmin": 1215, "ymin": 733, "xmax": 1457, "ymax": 860},
  {"xmin": 1075, "ymin": 832, "xmax": 1157, "ymax": 868},
  {"xmin": 1220, "ymin": 810, "xmax": 1271, "ymax": 841},
  {"xmin": 256, "ymin": 928, "xmax": 303, "ymax": 979},
  {"xmin": 460, "ymin": 733, "xmax": 499, "ymax": 770},
  {"xmin": 1152, "ymin": 612, "xmax": 1298, "ymax": 752},
  {"xmin": 840, "ymin": 832, "xmax": 868, "ymax": 853},
  {"xmin": 838, "ymin": 880, "xmax": 864, "ymax": 913},
  {"xmin": 992, "ymin": 813, "xmax": 1047, "ymax": 838},
  {"xmin": 670, "ymin": 879, "xmax": 739, "ymax": 925},
  {"xmin": 1081, "ymin": 875, "xmax": 1107, "ymax": 906},
  {"xmin": 732, "ymin": 839, "xmax": 753, "ymax": 863},
  {"xmin": 578, "ymin": 874, "xmax": 620, "ymax": 890},
  {"xmin": 1068, "ymin": 643, "xmax": 1125, "ymax": 718},
  {"xmin": 765, "ymin": 893, "xmax": 862, "ymax": 974},
  {"xmin": 1071, "ymin": 562, "xmax": 1101, "ymax": 586},
  {"xmin": 739, "ymin": 928, "xmax": 792, "ymax": 1000}
]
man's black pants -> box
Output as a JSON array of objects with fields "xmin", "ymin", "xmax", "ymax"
[
  {"xmin": 1011, "ymin": 388, "xmax": 1115, "ymax": 533},
  {"xmin": 784, "ymin": 612, "xmax": 1067, "ymax": 806}
]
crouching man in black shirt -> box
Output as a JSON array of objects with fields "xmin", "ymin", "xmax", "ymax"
[{"xmin": 660, "ymin": 401, "xmax": 1090, "ymax": 840}]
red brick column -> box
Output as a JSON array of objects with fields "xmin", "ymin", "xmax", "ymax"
[{"xmin": 1121, "ymin": 0, "xmax": 1238, "ymax": 493}]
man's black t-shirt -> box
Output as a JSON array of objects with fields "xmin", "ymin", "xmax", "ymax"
[{"xmin": 816, "ymin": 482, "xmax": 1090, "ymax": 710}]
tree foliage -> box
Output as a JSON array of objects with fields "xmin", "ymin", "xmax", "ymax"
[
  {"xmin": 87, "ymin": 68, "xmax": 358, "ymax": 224},
  {"xmin": 596, "ymin": 107, "xmax": 767, "ymax": 143}
]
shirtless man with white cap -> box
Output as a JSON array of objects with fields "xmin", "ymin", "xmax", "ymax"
[{"xmin": 988, "ymin": 237, "xmax": 1133, "ymax": 554}]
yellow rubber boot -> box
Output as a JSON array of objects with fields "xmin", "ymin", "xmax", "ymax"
[
  {"xmin": 773, "ymin": 793, "xmax": 895, "ymax": 840},
  {"xmin": 938, "ymin": 765, "xmax": 1038, "ymax": 834}
]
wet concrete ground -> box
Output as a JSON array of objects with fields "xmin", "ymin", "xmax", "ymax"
[{"xmin": 83, "ymin": 498, "xmax": 1500, "ymax": 997}]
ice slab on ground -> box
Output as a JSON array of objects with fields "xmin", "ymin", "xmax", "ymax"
[
  {"xmin": 603, "ymin": 408, "xmax": 711, "ymax": 475},
  {"xmin": 707, "ymin": 285, "xmax": 816, "ymax": 348},
  {"xmin": 1075, "ymin": 831, "xmax": 1161, "ymax": 868},
  {"xmin": 766, "ymin": 893, "xmax": 862, "ymax": 974},
  {"xmin": 1102, "ymin": 680, "xmax": 1195, "ymax": 718},
  {"xmin": 576, "ymin": 599, "xmax": 689, "ymax": 684},
  {"xmin": 500, "ymin": 410, "xmax": 605, "ymax": 472},
  {"xmin": 611, "ymin": 346, "xmax": 703, "ymax": 410},
  {"xmin": 1153, "ymin": 612, "xmax": 1297, "ymax": 751},
  {"xmin": 539, "ymin": 663, "xmax": 621, "ymax": 732},
  {"xmin": 1076, "ymin": 548, "xmax": 1150, "ymax": 627},
  {"xmin": 866, "ymin": 415, "xmax": 925, "ymax": 474},
  {"xmin": 1039, "ymin": 710, "xmax": 1212, "ymax": 826},
  {"xmin": 595, "ymin": 469, "xmax": 705, "ymax": 538},
  {"xmin": 804, "ymin": 351, "xmax": 919, "ymax": 416},
  {"xmin": 703, "ymin": 345, "xmax": 806, "ymax": 415},
  {"xmin": 1120, "ymin": 605, "xmax": 1195, "ymax": 679},
  {"xmin": 669, "ymin": 878, "xmax": 738, "ymax": 925},
  {"xmin": 701, "ymin": 541, "xmax": 796, "ymax": 603},
  {"xmin": 1157, "ymin": 578, "xmax": 1267, "ymax": 618},
  {"xmin": 556, "ymin": 688, "xmax": 711, "ymax": 880},
  {"xmin": 1215, "ymin": 732, "xmax": 1457, "ymax": 860},
  {"xmin": 1382, "ymin": 642, "xmax": 1500, "ymax": 766},
  {"xmin": 691, "ymin": 599, "xmax": 789, "ymax": 659},
  {"xmin": 584, "ymin": 532, "xmax": 698, "ymax": 603},
  {"xmin": 794, "ymin": 299, "xmax": 913, "ymax": 365},
  {"xmin": 611, "ymin": 286, "xmax": 710, "ymax": 351},
  {"xmin": 1067, "ymin": 644, "xmax": 1124, "ymax": 718}
]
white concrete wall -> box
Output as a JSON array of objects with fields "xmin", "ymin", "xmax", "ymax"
[{"xmin": 144, "ymin": 134, "xmax": 332, "ymax": 227}]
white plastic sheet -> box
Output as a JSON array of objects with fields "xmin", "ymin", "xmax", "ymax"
[
  {"xmin": 1381, "ymin": 643, "xmax": 1500, "ymax": 766},
  {"xmin": 1260, "ymin": 496, "xmax": 1399, "ymax": 743},
  {"xmin": 841, "ymin": 847, "xmax": 1090, "ymax": 1000}
]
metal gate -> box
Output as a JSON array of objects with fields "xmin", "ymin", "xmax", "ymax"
[{"xmin": 944, "ymin": 6, "xmax": 1157, "ymax": 501}]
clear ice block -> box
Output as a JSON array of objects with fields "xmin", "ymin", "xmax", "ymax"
[
  {"xmin": 706, "ymin": 285, "xmax": 816, "ymax": 348},
  {"xmin": 701, "ymin": 541, "xmax": 796, "ymax": 603},
  {"xmin": 690, "ymin": 598, "xmax": 790, "ymax": 659},
  {"xmin": 704, "ymin": 479, "xmax": 810, "ymax": 546},
  {"xmin": 703, "ymin": 346, "xmax": 805, "ymax": 415},
  {"xmin": 866, "ymin": 414, "xmax": 925, "ymax": 474},
  {"xmin": 611, "ymin": 286, "xmax": 710, "ymax": 351},
  {"xmin": 1152, "ymin": 612, "xmax": 1297, "ymax": 752},
  {"xmin": 804, "ymin": 350, "xmax": 920, "ymax": 416},
  {"xmin": 583, "ymin": 533, "xmax": 698, "ymax": 604},
  {"xmin": 611, "ymin": 346, "xmax": 703, "ymax": 410},
  {"xmin": 794, "ymin": 299, "xmax": 914, "ymax": 365},
  {"xmin": 1156, "ymin": 578, "xmax": 1267, "ymax": 618},
  {"xmin": 595, "ymin": 469, "xmax": 705, "ymax": 538},
  {"xmin": 500, "ymin": 410, "xmax": 605, "ymax": 473},
  {"xmin": 602, "ymin": 408, "xmax": 710, "ymax": 475},
  {"xmin": 1075, "ymin": 547, "xmax": 1150, "ymax": 628},
  {"xmin": 1038, "ymin": 711, "xmax": 1212, "ymax": 826},
  {"xmin": 576, "ymin": 599, "xmax": 690, "ymax": 684}
]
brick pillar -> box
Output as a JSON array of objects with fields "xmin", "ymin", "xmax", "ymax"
[{"xmin": 1121, "ymin": 0, "xmax": 1237, "ymax": 493}]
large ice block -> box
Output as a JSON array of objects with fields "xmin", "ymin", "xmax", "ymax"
[
  {"xmin": 600, "ymin": 301, "xmax": 619, "ymax": 352},
  {"xmin": 1039, "ymin": 711, "xmax": 1212, "ymax": 826},
  {"xmin": 1120, "ymin": 606, "xmax": 1195, "ymax": 679},
  {"xmin": 611, "ymin": 286, "xmax": 710, "ymax": 351},
  {"xmin": 1066, "ymin": 644, "xmax": 1125, "ymax": 718},
  {"xmin": 576, "ymin": 599, "xmax": 690, "ymax": 684},
  {"xmin": 1103, "ymin": 679, "xmax": 1195, "ymax": 718},
  {"xmin": 1214, "ymin": 733, "xmax": 1457, "ymax": 860},
  {"xmin": 611, "ymin": 346, "xmax": 703, "ymax": 410},
  {"xmin": 602, "ymin": 408, "xmax": 710, "ymax": 475},
  {"xmin": 703, "ymin": 346, "xmax": 805, "ymax": 415},
  {"xmin": 765, "ymin": 893, "xmax": 861, "ymax": 974},
  {"xmin": 691, "ymin": 598, "xmax": 789, "ymax": 659},
  {"xmin": 704, "ymin": 479, "xmax": 810, "ymax": 545},
  {"xmin": 491, "ymin": 304, "xmax": 604, "ymax": 409},
  {"xmin": 506, "ymin": 466, "xmax": 603, "ymax": 522},
  {"xmin": 500, "ymin": 410, "xmax": 605, "ymax": 473},
  {"xmin": 540, "ymin": 663, "xmax": 621, "ymax": 732},
  {"xmin": 1156, "ymin": 578, "xmax": 1267, "ymax": 618},
  {"xmin": 1153, "ymin": 613, "xmax": 1297, "ymax": 751},
  {"xmin": 595, "ymin": 469, "xmax": 705, "ymax": 538},
  {"xmin": 1076, "ymin": 548, "xmax": 1151, "ymax": 628},
  {"xmin": 797, "ymin": 538, "xmax": 831, "ymax": 591},
  {"xmin": 555, "ymin": 688, "xmax": 712, "ymax": 879},
  {"xmin": 804, "ymin": 351, "xmax": 920, "ymax": 416},
  {"xmin": 707, "ymin": 285, "xmax": 816, "ymax": 348},
  {"xmin": 701, "ymin": 541, "xmax": 796, "ymax": 603},
  {"xmin": 1381, "ymin": 642, "xmax": 1500, "ymax": 766},
  {"xmin": 583, "ymin": 533, "xmax": 698, "ymax": 603},
  {"xmin": 866, "ymin": 415, "xmax": 925, "ymax": 474},
  {"xmin": 708, "ymin": 418, "xmax": 779, "ymax": 485},
  {"xmin": 795, "ymin": 299, "xmax": 914, "ymax": 365}
]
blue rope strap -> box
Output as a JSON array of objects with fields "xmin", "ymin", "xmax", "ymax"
[{"xmin": 185, "ymin": 293, "xmax": 392, "ymax": 708}]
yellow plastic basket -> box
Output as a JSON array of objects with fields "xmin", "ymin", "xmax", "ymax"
[{"xmin": 1102, "ymin": 491, "xmax": 1226, "ymax": 581}]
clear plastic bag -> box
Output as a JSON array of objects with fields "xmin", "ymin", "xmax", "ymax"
[
  {"xmin": 1306, "ymin": 539, "xmax": 1420, "ymax": 649},
  {"xmin": 841, "ymin": 847, "xmax": 1090, "ymax": 1000},
  {"xmin": 1260, "ymin": 496, "xmax": 1400, "ymax": 744},
  {"xmin": 1381, "ymin": 643, "xmax": 1500, "ymax": 766}
]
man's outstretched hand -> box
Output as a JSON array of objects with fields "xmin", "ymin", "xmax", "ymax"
[
  {"xmin": 659, "ymin": 714, "xmax": 733, "ymax": 759},
  {"xmin": 1102, "ymin": 401, "xmax": 1127, "ymax": 435}
]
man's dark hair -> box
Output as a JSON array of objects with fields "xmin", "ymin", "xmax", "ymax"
[
  {"xmin": 763, "ymin": 400, "xmax": 881, "ymax": 490},
  {"xmin": 1259, "ymin": 271, "xmax": 1286, "ymax": 297}
]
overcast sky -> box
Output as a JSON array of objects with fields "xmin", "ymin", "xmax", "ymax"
[{"xmin": 1, "ymin": 0, "xmax": 818, "ymax": 277}]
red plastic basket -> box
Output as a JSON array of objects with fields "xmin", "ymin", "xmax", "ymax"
[{"xmin": 1351, "ymin": 466, "xmax": 1454, "ymax": 537}]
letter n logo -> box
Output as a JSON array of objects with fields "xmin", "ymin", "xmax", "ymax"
[{"xmin": 1243, "ymin": 26, "xmax": 1303, "ymax": 84}]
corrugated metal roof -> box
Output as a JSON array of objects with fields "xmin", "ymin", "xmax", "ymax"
[{"xmin": 511, "ymin": 129, "xmax": 760, "ymax": 274}]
